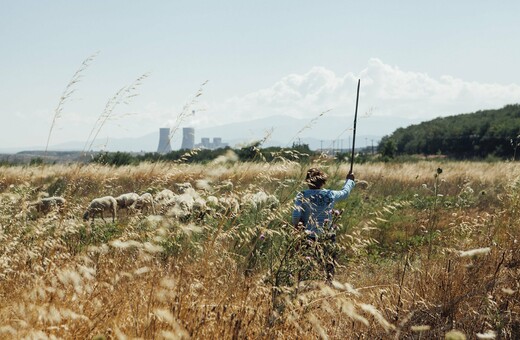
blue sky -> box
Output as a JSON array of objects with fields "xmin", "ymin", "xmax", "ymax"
[{"xmin": 1, "ymin": 1, "xmax": 519, "ymax": 150}]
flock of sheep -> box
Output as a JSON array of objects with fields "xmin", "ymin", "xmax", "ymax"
[{"xmin": 27, "ymin": 182, "xmax": 280, "ymax": 223}]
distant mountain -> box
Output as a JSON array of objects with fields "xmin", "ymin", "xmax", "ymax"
[{"xmin": 3, "ymin": 114, "xmax": 419, "ymax": 154}]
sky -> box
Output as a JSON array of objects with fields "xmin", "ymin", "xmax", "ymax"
[{"xmin": 1, "ymin": 0, "xmax": 519, "ymax": 151}]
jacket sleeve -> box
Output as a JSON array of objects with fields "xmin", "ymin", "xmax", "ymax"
[
  {"xmin": 292, "ymin": 192, "xmax": 304, "ymax": 226},
  {"xmin": 331, "ymin": 179, "xmax": 355, "ymax": 202}
]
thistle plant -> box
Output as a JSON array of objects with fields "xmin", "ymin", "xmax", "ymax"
[{"xmin": 427, "ymin": 167, "xmax": 443, "ymax": 259}]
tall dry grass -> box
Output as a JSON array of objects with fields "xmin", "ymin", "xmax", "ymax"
[
  {"xmin": 45, "ymin": 52, "xmax": 98, "ymax": 154},
  {"xmin": 0, "ymin": 161, "xmax": 519, "ymax": 338}
]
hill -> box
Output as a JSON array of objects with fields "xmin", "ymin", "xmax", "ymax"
[{"xmin": 379, "ymin": 104, "xmax": 520, "ymax": 159}]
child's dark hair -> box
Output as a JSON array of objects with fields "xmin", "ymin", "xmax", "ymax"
[{"xmin": 305, "ymin": 168, "xmax": 327, "ymax": 189}]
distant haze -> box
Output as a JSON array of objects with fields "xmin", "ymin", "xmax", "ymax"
[{"xmin": 0, "ymin": 114, "xmax": 419, "ymax": 154}]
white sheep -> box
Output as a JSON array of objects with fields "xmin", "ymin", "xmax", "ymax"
[
  {"xmin": 175, "ymin": 182, "xmax": 193, "ymax": 194},
  {"xmin": 241, "ymin": 191, "xmax": 279, "ymax": 211},
  {"xmin": 207, "ymin": 194, "xmax": 239, "ymax": 217},
  {"xmin": 162, "ymin": 187, "xmax": 210, "ymax": 222},
  {"xmin": 192, "ymin": 197, "xmax": 209, "ymax": 221},
  {"xmin": 135, "ymin": 192, "xmax": 156, "ymax": 214},
  {"xmin": 28, "ymin": 196, "xmax": 66, "ymax": 215},
  {"xmin": 165, "ymin": 188, "xmax": 197, "ymax": 220},
  {"xmin": 83, "ymin": 196, "xmax": 117, "ymax": 222},
  {"xmin": 154, "ymin": 189, "xmax": 176, "ymax": 213},
  {"xmin": 115, "ymin": 192, "xmax": 140, "ymax": 211}
]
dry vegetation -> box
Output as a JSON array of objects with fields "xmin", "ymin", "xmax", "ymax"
[{"xmin": 0, "ymin": 160, "xmax": 519, "ymax": 339}]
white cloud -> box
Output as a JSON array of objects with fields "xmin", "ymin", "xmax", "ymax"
[
  {"xmin": 13, "ymin": 58, "xmax": 517, "ymax": 150},
  {"xmin": 198, "ymin": 58, "xmax": 520, "ymax": 127},
  {"xmin": 362, "ymin": 59, "xmax": 520, "ymax": 119},
  {"xmin": 219, "ymin": 67, "xmax": 357, "ymax": 121}
]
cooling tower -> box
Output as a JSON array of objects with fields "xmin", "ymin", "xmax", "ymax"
[
  {"xmin": 181, "ymin": 127, "xmax": 195, "ymax": 150},
  {"xmin": 201, "ymin": 137, "xmax": 210, "ymax": 148},
  {"xmin": 157, "ymin": 128, "xmax": 172, "ymax": 154}
]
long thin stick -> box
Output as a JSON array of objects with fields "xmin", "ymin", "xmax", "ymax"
[{"xmin": 349, "ymin": 79, "xmax": 361, "ymax": 174}]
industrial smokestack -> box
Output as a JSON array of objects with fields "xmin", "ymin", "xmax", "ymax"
[
  {"xmin": 157, "ymin": 128, "xmax": 172, "ymax": 154},
  {"xmin": 181, "ymin": 127, "xmax": 195, "ymax": 150}
]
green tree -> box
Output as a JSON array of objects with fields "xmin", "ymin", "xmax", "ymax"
[{"xmin": 379, "ymin": 137, "xmax": 397, "ymax": 160}]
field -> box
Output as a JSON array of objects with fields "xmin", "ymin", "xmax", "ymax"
[{"xmin": 1, "ymin": 159, "xmax": 519, "ymax": 339}]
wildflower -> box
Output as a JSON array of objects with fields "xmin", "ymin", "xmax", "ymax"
[{"xmin": 259, "ymin": 233, "xmax": 266, "ymax": 241}]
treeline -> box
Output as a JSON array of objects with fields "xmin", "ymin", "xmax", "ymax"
[
  {"xmin": 378, "ymin": 104, "xmax": 520, "ymax": 160},
  {"xmin": 91, "ymin": 143, "xmax": 315, "ymax": 166}
]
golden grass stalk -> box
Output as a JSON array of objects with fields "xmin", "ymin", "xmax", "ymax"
[
  {"xmin": 45, "ymin": 52, "xmax": 98, "ymax": 154},
  {"xmin": 166, "ymin": 80, "xmax": 209, "ymax": 149},
  {"xmin": 287, "ymin": 109, "xmax": 332, "ymax": 147},
  {"xmin": 83, "ymin": 73, "xmax": 149, "ymax": 153}
]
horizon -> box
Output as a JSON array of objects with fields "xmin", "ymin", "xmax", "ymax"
[
  {"xmin": 2, "ymin": 1, "xmax": 520, "ymax": 150},
  {"xmin": 0, "ymin": 113, "xmax": 412, "ymax": 154}
]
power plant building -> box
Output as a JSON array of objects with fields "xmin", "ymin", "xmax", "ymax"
[
  {"xmin": 157, "ymin": 128, "xmax": 172, "ymax": 154},
  {"xmin": 181, "ymin": 127, "xmax": 195, "ymax": 150},
  {"xmin": 158, "ymin": 126, "xmax": 228, "ymax": 151},
  {"xmin": 201, "ymin": 137, "xmax": 211, "ymax": 148},
  {"xmin": 196, "ymin": 137, "xmax": 228, "ymax": 150}
]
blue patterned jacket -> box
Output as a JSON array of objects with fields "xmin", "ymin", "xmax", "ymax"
[{"xmin": 292, "ymin": 179, "xmax": 355, "ymax": 236}]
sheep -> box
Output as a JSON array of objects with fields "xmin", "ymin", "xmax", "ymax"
[
  {"xmin": 192, "ymin": 197, "xmax": 209, "ymax": 221},
  {"xmin": 241, "ymin": 191, "xmax": 279, "ymax": 211},
  {"xmin": 155, "ymin": 189, "xmax": 175, "ymax": 202},
  {"xmin": 161, "ymin": 187, "xmax": 210, "ymax": 222},
  {"xmin": 175, "ymin": 182, "xmax": 193, "ymax": 194},
  {"xmin": 115, "ymin": 192, "xmax": 139, "ymax": 211},
  {"xmin": 135, "ymin": 192, "xmax": 156, "ymax": 214},
  {"xmin": 154, "ymin": 189, "xmax": 176, "ymax": 213},
  {"xmin": 207, "ymin": 194, "xmax": 239, "ymax": 217},
  {"xmin": 165, "ymin": 188, "xmax": 197, "ymax": 220},
  {"xmin": 83, "ymin": 196, "xmax": 117, "ymax": 222},
  {"xmin": 28, "ymin": 196, "xmax": 66, "ymax": 215}
]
